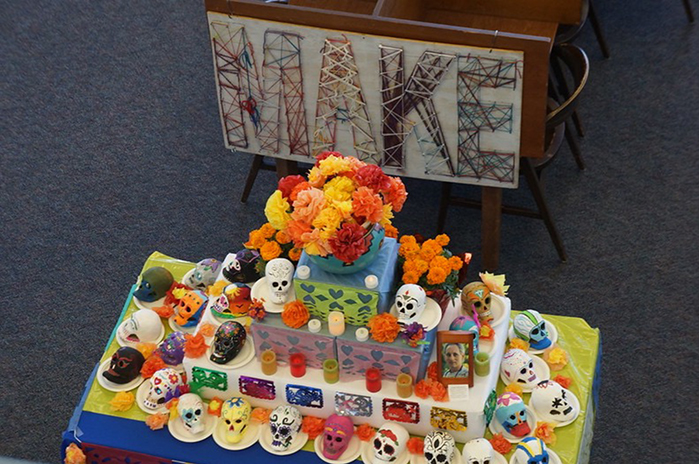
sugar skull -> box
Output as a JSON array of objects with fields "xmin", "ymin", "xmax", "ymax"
[
  {"xmin": 460, "ymin": 281, "xmax": 492, "ymax": 322},
  {"xmin": 210, "ymin": 321, "xmax": 246, "ymax": 364},
  {"xmin": 394, "ymin": 284, "xmax": 427, "ymax": 324},
  {"xmin": 118, "ymin": 310, "xmax": 162, "ymax": 344},
  {"xmin": 373, "ymin": 422, "xmax": 409, "ymax": 463},
  {"xmin": 269, "ymin": 405, "xmax": 302, "ymax": 451},
  {"xmin": 134, "ymin": 267, "xmax": 174, "ymax": 302},
  {"xmin": 173, "ymin": 290, "xmax": 208, "ymax": 327},
  {"xmin": 103, "ymin": 347, "xmax": 145, "ymax": 384},
  {"xmin": 531, "ymin": 380, "xmax": 577, "ymax": 423},
  {"xmin": 186, "ymin": 258, "xmax": 221, "ymax": 290},
  {"xmin": 513, "ymin": 437, "xmax": 549, "ymax": 464},
  {"xmin": 265, "ymin": 258, "xmax": 294, "ymax": 304},
  {"xmin": 424, "ymin": 431, "xmax": 455, "ymax": 464},
  {"xmin": 221, "ymin": 397, "xmax": 251, "ymax": 444},
  {"xmin": 225, "ymin": 283, "xmax": 252, "ymax": 315},
  {"xmin": 222, "ymin": 249, "xmax": 260, "ymax": 283},
  {"xmin": 156, "ymin": 331, "xmax": 187, "ymax": 365},
  {"xmin": 177, "ymin": 393, "xmax": 205, "ymax": 435},
  {"xmin": 143, "ymin": 368, "xmax": 182, "ymax": 410},
  {"xmin": 513, "ymin": 310, "xmax": 551, "ymax": 350},
  {"xmin": 322, "ymin": 414, "xmax": 354, "ymax": 460},
  {"xmin": 462, "ymin": 438, "xmax": 494, "ymax": 464},
  {"xmin": 449, "ymin": 316, "xmax": 480, "ymax": 353},
  {"xmin": 495, "ymin": 392, "xmax": 530, "ymax": 437},
  {"xmin": 501, "ymin": 349, "xmax": 539, "ymax": 389}
]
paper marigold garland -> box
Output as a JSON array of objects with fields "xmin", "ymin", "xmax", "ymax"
[
  {"xmin": 407, "ymin": 437, "xmax": 425, "ymax": 455},
  {"xmin": 302, "ymin": 416, "xmax": 326, "ymax": 439},
  {"xmin": 489, "ymin": 433, "xmax": 512, "ymax": 454},
  {"xmin": 145, "ymin": 412, "xmax": 169, "ymax": 430},
  {"xmin": 534, "ymin": 422, "xmax": 557, "ymax": 446},
  {"xmin": 479, "ymin": 271, "xmax": 509, "ymax": 296},
  {"xmin": 184, "ymin": 333, "xmax": 208, "ymax": 358},
  {"xmin": 281, "ymin": 300, "xmax": 310, "ymax": 329},
  {"xmin": 64, "ymin": 443, "xmax": 86, "ymax": 464},
  {"xmin": 109, "ymin": 391, "xmax": 135, "ymax": 412},
  {"xmin": 356, "ymin": 424, "xmax": 376, "ymax": 441},
  {"xmin": 251, "ymin": 407, "xmax": 271, "ymax": 424},
  {"xmin": 367, "ymin": 313, "xmax": 401, "ymax": 343}
]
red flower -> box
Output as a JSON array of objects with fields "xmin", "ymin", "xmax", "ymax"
[
  {"xmin": 328, "ymin": 223, "xmax": 368, "ymax": 263},
  {"xmin": 278, "ymin": 175, "xmax": 306, "ymax": 199},
  {"xmin": 355, "ymin": 164, "xmax": 391, "ymax": 192},
  {"xmin": 315, "ymin": 151, "xmax": 344, "ymax": 166}
]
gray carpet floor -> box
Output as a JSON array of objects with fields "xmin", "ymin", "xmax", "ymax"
[{"xmin": 2, "ymin": 0, "xmax": 698, "ymax": 461}]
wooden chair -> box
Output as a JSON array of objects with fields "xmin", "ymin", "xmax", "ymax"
[
  {"xmin": 684, "ymin": 0, "xmax": 695, "ymax": 22},
  {"xmin": 437, "ymin": 44, "xmax": 589, "ymax": 262},
  {"xmin": 240, "ymin": 154, "xmax": 276, "ymax": 203}
]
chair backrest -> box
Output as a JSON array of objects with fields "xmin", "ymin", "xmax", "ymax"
[{"xmin": 546, "ymin": 44, "xmax": 589, "ymax": 129}]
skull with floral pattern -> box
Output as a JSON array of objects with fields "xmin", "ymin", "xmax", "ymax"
[
  {"xmin": 186, "ymin": 258, "xmax": 221, "ymax": 290},
  {"xmin": 513, "ymin": 310, "xmax": 551, "ymax": 350},
  {"xmin": 424, "ymin": 430, "xmax": 456, "ymax": 464},
  {"xmin": 501, "ymin": 349, "xmax": 539, "ymax": 389},
  {"xmin": 495, "ymin": 392, "xmax": 530, "ymax": 437},
  {"xmin": 143, "ymin": 368, "xmax": 182, "ymax": 410},
  {"xmin": 156, "ymin": 331, "xmax": 187, "ymax": 366},
  {"xmin": 210, "ymin": 321, "xmax": 246, "ymax": 364},
  {"xmin": 269, "ymin": 405, "xmax": 302, "ymax": 451},
  {"xmin": 373, "ymin": 422, "xmax": 409, "ymax": 463},
  {"xmin": 221, "ymin": 397, "xmax": 251, "ymax": 444},
  {"xmin": 173, "ymin": 290, "xmax": 208, "ymax": 328},
  {"xmin": 460, "ymin": 281, "xmax": 493, "ymax": 323},
  {"xmin": 177, "ymin": 393, "xmax": 205, "ymax": 435}
]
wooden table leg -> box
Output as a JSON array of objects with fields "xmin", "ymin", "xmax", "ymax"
[
  {"xmin": 481, "ymin": 186, "xmax": 503, "ymax": 271},
  {"xmin": 275, "ymin": 158, "xmax": 298, "ymax": 179}
]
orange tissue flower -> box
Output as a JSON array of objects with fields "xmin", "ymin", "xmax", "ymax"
[
  {"xmin": 355, "ymin": 424, "xmax": 376, "ymax": 441},
  {"xmin": 385, "ymin": 177, "xmax": 407, "ymax": 212},
  {"xmin": 281, "ymin": 300, "xmax": 310, "ymax": 329},
  {"xmin": 509, "ymin": 338, "xmax": 530, "ymax": 352},
  {"xmin": 430, "ymin": 381, "xmax": 449, "ymax": 402},
  {"xmin": 64, "ymin": 443, "xmax": 86, "ymax": 464},
  {"xmin": 479, "ymin": 322, "xmax": 495, "ymax": 341},
  {"xmin": 505, "ymin": 383, "xmax": 524, "ymax": 397},
  {"xmin": 135, "ymin": 342, "xmax": 157, "ymax": 360},
  {"xmin": 367, "ymin": 313, "xmax": 401, "ymax": 343},
  {"xmin": 145, "ymin": 412, "xmax": 169, "ymax": 430},
  {"xmin": 352, "ymin": 186, "xmax": 384, "ymax": 223},
  {"xmin": 414, "ymin": 379, "xmax": 432, "ymax": 399},
  {"xmin": 140, "ymin": 355, "xmax": 167, "ymax": 379},
  {"xmin": 109, "ymin": 391, "xmax": 135, "ymax": 412},
  {"xmin": 427, "ymin": 362, "xmax": 439, "ymax": 382},
  {"xmin": 152, "ymin": 304, "xmax": 174, "ymax": 319},
  {"xmin": 208, "ymin": 397, "xmax": 223, "ymax": 417},
  {"xmin": 260, "ymin": 240, "xmax": 282, "ymax": 261},
  {"xmin": 198, "ymin": 322, "xmax": 216, "ymax": 338},
  {"xmin": 407, "ymin": 437, "xmax": 425, "ymax": 455},
  {"xmin": 489, "ymin": 433, "xmax": 512, "ymax": 454},
  {"xmin": 554, "ymin": 375, "xmax": 573, "ymax": 389},
  {"xmin": 302, "ymin": 416, "xmax": 326, "ymax": 439},
  {"xmin": 251, "ymin": 407, "xmax": 271, "ymax": 424},
  {"xmin": 184, "ymin": 333, "xmax": 208, "ymax": 359},
  {"xmin": 535, "ymin": 422, "xmax": 557, "ymax": 446}
]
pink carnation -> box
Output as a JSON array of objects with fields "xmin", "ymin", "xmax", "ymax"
[
  {"xmin": 328, "ymin": 223, "xmax": 368, "ymax": 263},
  {"xmin": 291, "ymin": 188, "xmax": 326, "ymax": 223}
]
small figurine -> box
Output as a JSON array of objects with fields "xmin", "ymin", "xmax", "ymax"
[
  {"xmin": 185, "ymin": 258, "xmax": 221, "ymax": 290},
  {"xmin": 495, "ymin": 392, "xmax": 531, "ymax": 438},
  {"xmin": 269, "ymin": 405, "xmax": 303, "ymax": 452},
  {"xmin": 394, "ymin": 284, "xmax": 426, "ymax": 325},
  {"xmin": 322, "ymin": 414, "xmax": 355, "ymax": 460},
  {"xmin": 221, "ymin": 397, "xmax": 252, "ymax": 444},
  {"xmin": 222, "ymin": 249, "xmax": 260, "ymax": 283},
  {"xmin": 210, "ymin": 321, "xmax": 247, "ymax": 364},
  {"xmin": 173, "ymin": 290, "xmax": 208, "ymax": 327},
  {"xmin": 513, "ymin": 310, "xmax": 551, "ymax": 350},
  {"xmin": 134, "ymin": 267, "xmax": 174, "ymax": 302},
  {"xmin": 143, "ymin": 368, "xmax": 182, "ymax": 410},
  {"xmin": 372, "ymin": 422, "xmax": 409, "ymax": 464},
  {"xmin": 424, "ymin": 430, "xmax": 456, "ymax": 464},
  {"xmin": 102, "ymin": 347, "xmax": 145, "ymax": 384},
  {"xmin": 460, "ymin": 281, "xmax": 493, "ymax": 323}
]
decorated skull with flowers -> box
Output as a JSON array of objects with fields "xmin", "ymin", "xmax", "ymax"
[{"xmin": 263, "ymin": 153, "xmax": 407, "ymax": 265}]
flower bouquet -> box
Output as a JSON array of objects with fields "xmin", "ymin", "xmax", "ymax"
[
  {"xmin": 244, "ymin": 222, "xmax": 302, "ymax": 274},
  {"xmin": 264, "ymin": 152, "xmax": 406, "ymax": 274},
  {"xmin": 397, "ymin": 234, "xmax": 470, "ymax": 307}
]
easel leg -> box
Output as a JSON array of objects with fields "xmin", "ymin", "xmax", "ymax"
[{"xmin": 481, "ymin": 186, "xmax": 502, "ymax": 271}]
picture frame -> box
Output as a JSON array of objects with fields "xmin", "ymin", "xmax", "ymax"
[{"xmin": 437, "ymin": 331, "xmax": 475, "ymax": 387}]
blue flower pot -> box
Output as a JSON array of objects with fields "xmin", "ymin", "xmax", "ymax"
[{"xmin": 307, "ymin": 225, "xmax": 385, "ymax": 275}]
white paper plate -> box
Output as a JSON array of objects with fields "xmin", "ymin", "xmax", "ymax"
[
  {"xmin": 168, "ymin": 315, "xmax": 198, "ymax": 334},
  {"xmin": 500, "ymin": 355, "xmax": 551, "ymax": 393},
  {"xmin": 410, "ymin": 446, "xmax": 461, "ymax": 464},
  {"xmin": 213, "ymin": 419, "xmax": 261, "ymax": 450},
  {"xmin": 488, "ymin": 405, "xmax": 538, "ymax": 443},
  {"xmin": 202, "ymin": 336, "xmax": 255, "ymax": 370},
  {"xmin": 115, "ymin": 313, "xmax": 166, "ymax": 348},
  {"xmin": 361, "ymin": 441, "xmax": 410, "ymax": 464},
  {"xmin": 168, "ymin": 411, "xmax": 216, "ymax": 443},
  {"xmin": 390, "ymin": 297, "xmax": 442, "ymax": 332},
  {"xmin": 133, "ymin": 295, "xmax": 166, "ymax": 311},
  {"xmin": 96, "ymin": 359, "xmax": 144, "ymax": 392},
  {"xmin": 250, "ymin": 277, "xmax": 296, "ymax": 314},
  {"xmin": 508, "ymin": 447, "xmax": 561, "ymax": 464},
  {"xmin": 259, "ymin": 426, "xmax": 308, "ymax": 456},
  {"xmin": 136, "ymin": 380, "xmax": 168, "ymax": 415},
  {"xmin": 314, "ymin": 434, "xmax": 363, "ymax": 464},
  {"xmin": 533, "ymin": 388, "xmax": 581, "ymax": 428},
  {"xmin": 508, "ymin": 318, "xmax": 559, "ymax": 355}
]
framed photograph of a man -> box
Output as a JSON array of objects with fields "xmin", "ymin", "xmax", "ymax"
[{"xmin": 437, "ymin": 331, "xmax": 475, "ymax": 387}]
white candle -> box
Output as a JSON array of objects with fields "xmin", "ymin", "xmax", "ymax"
[
  {"xmin": 365, "ymin": 274, "xmax": 379, "ymax": 289},
  {"xmin": 328, "ymin": 311, "xmax": 345, "ymax": 336},
  {"xmin": 308, "ymin": 319, "xmax": 321, "ymax": 333},
  {"xmin": 297, "ymin": 265, "xmax": 311, "ymax": 280},
  {"xmin": 355, "ymin": 327, "xmax": 369, "ymax": 342}
]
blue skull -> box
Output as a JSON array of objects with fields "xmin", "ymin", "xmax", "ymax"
[
  {"xmin": 134, "ymin": 267, "xmax": 173, "ymax": 302},
  {"xmin": 495, "ymin": 392, "xmax": 530, "ymax": 437},
  {"xmin": 513, "ymin": 310, "xmax": 551, "ymax": 350},
  {"xmin": 514, "ymin": 437, "xmax": 549, "ymax": 464}
]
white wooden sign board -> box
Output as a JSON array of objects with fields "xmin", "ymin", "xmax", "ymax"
[{"xmin": 208, "ymin": 12, "xmax": 524, "ymax": 188}]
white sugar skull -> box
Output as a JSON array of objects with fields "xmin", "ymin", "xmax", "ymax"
[
  {"xmin": 501, "ymin": 349, "xmax": 539, "ymax": 389},
  {"xmin": 463, "ymin": 438, "xmax": 493, "ymax": 464},
  {"xmin": 513, "ymin": 310, "xmax": 551, "ymax": 350},
  {"xmin": 531, "ymin": 380, "xmax": 577, "ymax": 423},
  {"xmin": 186, "ymin": 258, "xmax": 221, "ymax": 290},
  {"xmin": 269, "ymin": 405, "xmax": 302, "ymax": 451},
  {"xmin": 177, "ymin": 393, "xmax": 205, "ymax": 435},
  {"xmin": 265, "ymin": 258, "xmax": 294, "ymax": 304},
  {"xmin": 118, "ymin": 310, "xmax": 162, "ymax": 344},
  {"xmin": 373, "ymin": 422, "xmax": 409, "ymax": 463},
  {"xmin": 394, "ymin": 284, "xmax": 426, "ymax": 324},
  {"xmin": 513, "ymin": 437, "xmax": 549, "ymax": 464},
  {"xmin": 424, "ymin": 431, "xmax": 455, "ymax": 464},
  {"xmin": 144, "ymin": 368, "xmax": 182, "ymax": 410},
  {"xmin": 221, "ymin": 397, "xmax": 251, "ymax": 444}
]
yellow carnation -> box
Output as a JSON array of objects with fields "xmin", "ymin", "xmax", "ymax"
[
  {"xmin": 264, "ymin": 190, "xmax": 292, "ymax": 230},
  {"xmin": 380, "ymin": 204, "xmax": 394, "ymax": 227},
  {"xmin": 323, "ymin": 176, "xmax": 356, "ymax": 202},
  {"xmin": 331, "ymin": 200, "xmax": 353, "ymax": 219},
  {"xmin": 312, "ymin": 207, "xmax": 343, "ymax": 233},
  {"xmin": 109, "ymin": 391, "xmax": 135, "ymax": 412},
  {"xmin": 308, "ymin": 166, "xmax": 326, "ymax": 188},
  {"xmin": 318, "ymin": 155, "xmax": 352, "ymax": 176}
]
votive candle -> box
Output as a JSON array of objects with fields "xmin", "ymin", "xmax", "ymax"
[
  {"xmin": 366, "ymin": 367, "xmax": 382, "ymax": 393},
  {"xmin": 396, "ymin": 373, "xmax": 413, "ymax": 398},
  {"xmin": 308, "ymin": 319, "xmax": 322, "ymax": 333},
  {"xmin": 475, "ymin": 351, "xmax": 490, "ymax": 376},
  {"xmin": 261, "ymin": 350, "xmax": 277, "ymax": 376},
  {"xmin": 290, "ymin": 353, "xmax": 306, "ymax": 378},
  {"xmin": 328, "ymin": 311, "xmax": 345, "ymax": 336},
  {"xmin": 355, "ymin": 328, "xmax": 369, "ymax": 342},
  {"xmin": 323, "ymin": 358, "xmax": 339, "ymax": 384}
]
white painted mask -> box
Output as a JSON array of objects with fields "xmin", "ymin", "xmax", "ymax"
[
  {"xmin": 143, "ymin": 368, "xmax": 182, "ymax": 410},
  {"xmin": 265, "ymin": 258, "xmax": 294, "ymax": 304},
  {"xmin": 177, "ymin": 393, "xmax": 205, "ymax": 435},
  {"xmin": 118, "ymin": 310, "xmax": 162, "ymax": 344},
  {"xmin": 394, "ymin": 284, "xmax": 426, "ymax": 324},
  {"xmin": 531, "ymin": 380, "xmax": 577, "ymax": 423},
  {"xmin": 463, "ymin": 438, "xmax": 493, "ymax": 464},
  {"xmin": 269, "ymin": 405, "xmax": 302, "ymax": 451},
  {"xmin": 501, "ymin": 349, "xmax": 539, "ymax": 389},
  {"xmin": 424, "ymin": 430, "xmax": 455, "ymax": 464},
  {"xmin": 373, "ymin": 422, "xmax": 409, "ymax": 463}
]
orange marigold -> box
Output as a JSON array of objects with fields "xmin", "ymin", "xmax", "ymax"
[
  {"xmin": 407, "ymin": 437, "xmax": 424, "ymax": 455},
  {"xmin": 399, "ymin": 235, "xmax": 417, "ymax": 245},
  {"xmin": 288, "ymin": 247, "xmax": 302, "ymax": 261},
  {"xmin": 398, "ymin": 242, "xmax": 420, "ymax": 260},
  {"xmin": 534, "ymin": 422, "xmax": 557, "ymax": 446},
  {"xmin": 553, "ymin": 375, "xmax": 573, "ymax": 389},
  {"xmin": 302, "ymin": 416, "xmax": 326, "ymax": 440},
  {"xmin": 198, "ymin": 322, "xmax": 216, "ymax": 338},
  {"xmin": 184, "ymin": 333, "xmax": 208, "ymax": 358},
  {"xmin": 140, "ymin": 355, "xmax": 166, "ymax": 379},
  {"xmin": 260, "ymin": 240, "xmax": 282, "ymax": 261},
  {"xmin": 448, "ymin": 256, "xmax": 463, "ymax": 271},
  {"xmin": 427, "ymin": 266, "xmax": 448, "ymax": 285},
  {"xmin": 427, "ymin": 362, "xmax": 439, "ymax": 382},
  {"xmin": 414, "ymin": 379, "xmax": 432, "ymax": 399},
  {"xmin": 355, "ymin": 424, "xmax": 376, "ymax": 441},
  {"xmin": 275, "ymin": 230, "xmax": 291, "ymax": 244},
  {"xmin": 384, "ymin": 223, "xmax": 399, "ymax": 239},
  {"xmin": 414, "ymin": 259, "xmax": 429, "ymax": 275},
  {"xmin": 435, "ymin": 234, "xmax": 450, "ymax": 246},
  {"xmin": 430, "ymin": 381, "xmax": 449, "ymax": 402},
  {"xmin": 420, "ymin": 239, "xmax": 443, "ymax": 261},
  {"xmin": 367, "ymin": 313, "xmax": 401, "ymax": 343},
  {"xmin": 281, "ymin": 300, "xmax": 310, "ymax": 329},
  {"xmin": 145, "ymin": 412, "xmax": 169, "ymax": 430},
  {"xmin": 260, "ymin": 223, "xmax": 277, "ymax": 239},
  {"xmin": 489, "ymin": 433, "xmax": 512, "ymax": 454},
  {"xmin": 251, "ymin": 407, "xmax": 271, "ymax": 424},
  {"xmin": 246, "ymin": 230, "xmax": 267, "ymax": 250},
  {"xmin": 402, "ymin": 271, "xmax": 421, "ymax": 285}
]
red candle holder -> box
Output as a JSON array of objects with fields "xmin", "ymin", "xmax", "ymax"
[
  {"xmin": 290, "ymin": 353, "xmax": 306, "ymax": 378},
  {"xmin": 365, "ymin": 367, "xmax": 382, "ymax": 393}
]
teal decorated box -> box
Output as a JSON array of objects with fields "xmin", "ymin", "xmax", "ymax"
[{"xmin": 293, "ymin": 238, "xmax": 399, "ymax": 325}]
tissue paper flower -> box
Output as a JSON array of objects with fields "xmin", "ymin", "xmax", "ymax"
[
  {"xmin": 535, "ymin": 422, "xmax": 557, "ymax": 446},
  {"xmin": 553, "ymin": 375, "xmax": 573, "ymax": 389},
  {"xmin": 356, "ymin": 424, "xmax": 376, "ymax": 441},
  {"xmin": 367, "ymin": 313, "xmax": 401, "ymax": 343},
  {"xmin": 407, "ymin": 437, "xmax": 425, "ymax": 455},
  {"xmin": 109, "ymin": 391, "xmax": 135, "ymax": 412},
  {"xmin": 489, "ymin": 433, "xmax": 512, "ymax": 454},
  {"xmin": 302, "ymin": 416, "xmax": 326, "ymax": 439},
  {"xmin": 414, "ymin": 380, "xmax": 431, "ymax": 399},
  {"xmin": 136, "ymin": 342, "xmax": 157, "ymax": 359},
  {"xmin": 248, "ymin": 298, "xmax": 267, "ymax": 322},
  {"xmin": 184, "ymin": 333, "xmax": 208, "ymax": 359},
  {"xmin": 505, "ymin": 383, "xmax": 524, "ymax": 397},
  {"xmin": 328, "ymin": 222, "xmax": 368, "ymax": 263},
  {"xmin": 207, "ymin": 280, "xmax": 228, "ymax": 297},
  {"xmin": 140, "ymin": 355, "xmax": 167, "ymax": 379},
  {"xmin": 479, "ymin": 271, "xmax": 509, "ymax": 296},
  {"xmin": 208, "ymin": 397, "xmax": 223, "ymax": 417},
  {"xmin": 479, "ymin": 322, "xmax": 495, "ymax": 341},
  {"xmin": 145, "ymin": 412, "xmax": 169, "ymax": 430},
  {"xmin": 152, "ymin": 304, "xmax": 174, "ymax": 319},
  {"xmin": 251, "ymin": 407, "xmax": 271, "ymax": 424},
  {"xmin": 278, "ymin": 175, "xmax": 306, "ymax": 199},
  {"xmin": 509, "ymin": 338, "xmax": 530, "ymax": 352},
  {"xmin": 544, "ymin": 346, "xmax": 569, "ymax": 371},
  {"xmin": 64, "ymin": 443, "xmax": 86, "ymax": 464},
  {"xmin": 427, "ymin": 362, "xmax": 439, "ymax": 382},
  {"xmin": 430, "ymin": 381, "xmax": 449, "ymax": 402},
  {"xmin": 265, "ymin": 190, "xmax": 293, "ymax": 230},
  {"xmin": 198, "ymin": 322, "xmax": 216, "ymax": 338},
  {"xmin": 281, "ymin": 300, "xmax": 310, "ymax": 329}
]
